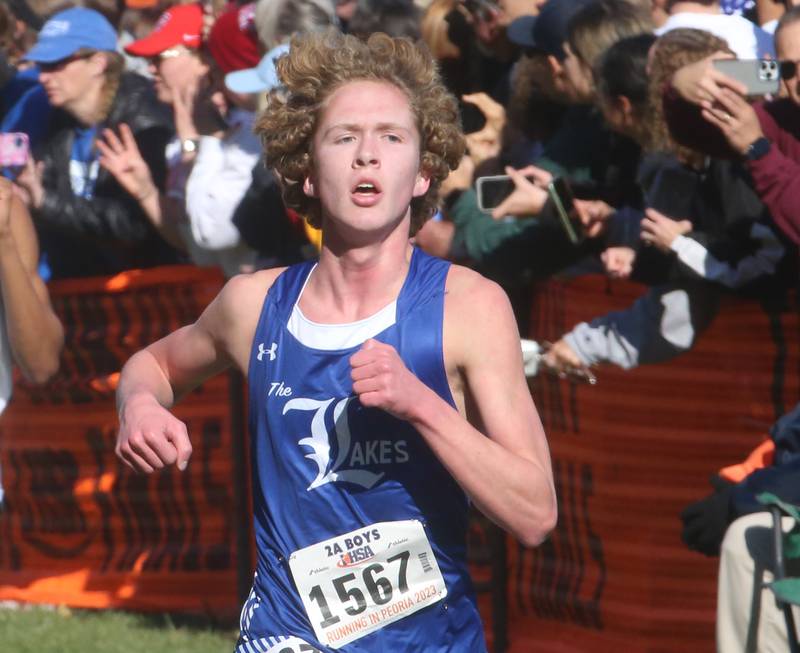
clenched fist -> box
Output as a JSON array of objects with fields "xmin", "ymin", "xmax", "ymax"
[
  {"xmin": 350, "ymin": 339, "xmax": 428, "ymax": 421},
  {"xmin": 117, "ymin": 393, "xmax": 192, "ymax": 473}
]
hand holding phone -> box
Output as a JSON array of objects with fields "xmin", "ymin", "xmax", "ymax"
[
  {"xmin": 475, "ymin": 165, "xmax": 550, "ymax": 218},
  {"xmin": 712, "ymin": 59, "xmax": 781, "ymax": 97},
  {"xmin": 0, "ymin": 132, "xmax": 30, "ymax": 177},
  {"xmin": 475, "ymin": 174, "xmax": 515, "ymax": 213},
  {"xmin": 546, "ymin": 177, "xmax": 583, "ymax": 245}
]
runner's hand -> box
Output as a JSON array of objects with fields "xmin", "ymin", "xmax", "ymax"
[
  {"xmin": 350, "ymin": 339, "xmax": 426, "ymax": 421},
  {"xmin": 117, "ymin": 393, "xmax": 192, "ymax": 473}
]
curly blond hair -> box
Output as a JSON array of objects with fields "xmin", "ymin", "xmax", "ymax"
[{"xmin": 255, "ymin": 30, "xmax": 466, "ymax": 235}]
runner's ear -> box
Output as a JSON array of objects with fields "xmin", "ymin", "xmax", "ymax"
[
  {"xmin": 303, "ymin": 176, "xmax": 317, "ymax": 198},
  {"xmin": 412, "ymin": 173, "xmax": 430, "ymax": 198}
]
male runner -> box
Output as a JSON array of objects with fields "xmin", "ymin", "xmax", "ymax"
[{"xmin": 116, "ymin": 31, "xmax": 556, "ymax": 653}]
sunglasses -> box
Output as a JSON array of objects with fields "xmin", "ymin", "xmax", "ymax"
[
  {"xmin": 780, "ymin": 60, "xmax": 800, "ymax": 80},
  {"xmin": 38, "ymin": 53, "xmax": 92, "ymax": 73},
  {"xmin": 148, "ymin": 46, "xmax": 190, "ymax": 66}
]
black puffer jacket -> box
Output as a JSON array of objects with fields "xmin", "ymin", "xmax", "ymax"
[{"xmin": 34, "ymin": 72, "xmax": 179, "ymax": 279}]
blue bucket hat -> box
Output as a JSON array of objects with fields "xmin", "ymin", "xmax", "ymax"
[
  {"xmin": 24, "ymin": 7, "xmax": 117, "ymax": 63},
  {"xmin": 225, "ymin": 43, "xmax": 290, "ymax": 95}
]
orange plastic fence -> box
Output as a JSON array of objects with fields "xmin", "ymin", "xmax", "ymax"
[
  {"xmin": 0, "ymin": 268, "xmax": 796, "ymax": 652},
  {"xmin": 507, "ymin": 276, "xmax": 800, "ymax": 653},
  {"xmin": 0, "ymin": 266, "xmax": 248, "ymax": 616}
]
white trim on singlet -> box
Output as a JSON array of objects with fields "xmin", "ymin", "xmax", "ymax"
[{"xmin": 287, "ymin": 263, "xmax": 397, "ymax": 350}]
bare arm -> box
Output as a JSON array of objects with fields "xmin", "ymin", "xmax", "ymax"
[
  {"xmin": 351, "ymin": 267, "xmax": 557, "ymax": 547},
  {"xmin": 116, "ymin": 270, "xmax": 277, "ymax": 473},
  {"xmin": 0, "ymin": 179, "xmax": 63, "ymax": 383}
]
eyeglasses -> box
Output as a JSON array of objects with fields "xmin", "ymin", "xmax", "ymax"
[
  {"xmin": 780, "ymin": 60, "xmax": 799, "ymax": 80},
  {"xmin": 38, "ymin": 53, "xmax": 91, "ymax": 73}
]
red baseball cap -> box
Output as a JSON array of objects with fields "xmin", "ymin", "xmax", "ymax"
[
  {"xmin": 206, "ymin": 3, "xmax": 260, "ymax": 74},
  {"xmin": 124, "ymin": 3, "xmax": 204, "ymax": 57}
]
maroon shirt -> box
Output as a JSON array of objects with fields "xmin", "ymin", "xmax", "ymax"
[
  {"xmin": 663, "ymin": 87, "xmax": 800, "ymax": 244},
  {"xmin": 748, "ymin": 99, "xmax": 800, "ymax": 244}
]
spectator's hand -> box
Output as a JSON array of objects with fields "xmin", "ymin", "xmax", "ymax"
[
  {"xmin": 0, "ymin": 177, "xmax": 13, "ymax": 237},
  {"xmin": 601, "ymin": 246, "xmax": 635, "ymax": 279},
  {"xmin": 463, "ymin": 3, "xmax": 502, "ymax": 45},
  {"xmin": 640, "ymin": 208, "xmax": 692, "ymax": 253},
  {"xmin": 542, "ymin": 338, "xmax": 583, "ymax": 373},
  {"xmin": 540, "ymin": 339, "xmax": 597, "ymax": 384},
  {"xmin": 671, "ymin": 52, "xmax": 744, "ymax": 106},
  {"xmin": 117, "ymin": 393, "xmax": 192, "ymax": 474},
  {"xmin": 172, "ymin": 78, "xmax": 201, "ymax": 144},
  {"xmin": 463, "ymin": 92, "xmax": 506, "ymax": 166},
  {"xmin": 680, "ymin": 479, "xmax": 734, "ymax": 557},
  {"xmin": 14, "ymin": 156, "xmax": 44, "ymax": 209},
  {"xmin": 491, "ymin": 165, "xmax": 549, "ymax": 220},
  {"xmin": 193, "ymin": 87, "xmax": 229, "ymax": 138},
  {"xmin": 97, "ymin": 124, "xmax": 158, "ymax": 204},
  {"xmin": 440, "ymin": 154, "xmax": 475, "ymax": 199},
  {"xmin": 574, "ymin": 199, "xmax": 613, "ymax": 238},
  {"xmin": 701, "ymin": 87, "xmax": 764, "ymax": 156}
]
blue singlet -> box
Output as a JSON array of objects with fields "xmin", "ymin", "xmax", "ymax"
[{"xmin": 238, "ymin": 247, "xmax": 486, "ymax": 653}]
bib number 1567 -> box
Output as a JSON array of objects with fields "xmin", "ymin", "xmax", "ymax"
[
  {"xmin": 308, "ymin": 551, "xmax": 409, "ymax": 627},
  {"xmin": 289, "ymin": 520, "xmax": 447, "ymax": 648}
]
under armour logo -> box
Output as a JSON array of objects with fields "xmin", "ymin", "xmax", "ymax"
[{"xmin": 257, "ymin": 342, "xmax": 277, "ymax": 362}]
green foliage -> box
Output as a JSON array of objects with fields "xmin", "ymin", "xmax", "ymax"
[{"xmin": 0, "ymin": 605, "xmax": 238, "ymax": 653}]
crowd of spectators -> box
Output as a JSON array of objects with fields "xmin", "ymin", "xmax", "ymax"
[{"xmin": 2, "ymin": 0, "xmax": 800, "ymax": 648}]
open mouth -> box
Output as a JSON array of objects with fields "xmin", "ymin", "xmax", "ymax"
[
  {"xmin": 351, "ymin": 180, "xmax": 382, "ymax": 207},
  {"xmin": 353, "ymin": 182, "xmax": 380, "ymax": 195}
]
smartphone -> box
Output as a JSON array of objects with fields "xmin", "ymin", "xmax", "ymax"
[
  {"xmin": 712, "ymin": 59, "xmax": 781, "ymax": 96},
  {"xmin": 476, "ymin": 174, "xmax": 515, "ymax": 213},
  {"xmin": 547, "ymin": 177, "xmax": 582, "ymax": 245},
  {"xmin": 0, "ymin": 132, "xmax": 29, "ymax": 169}
]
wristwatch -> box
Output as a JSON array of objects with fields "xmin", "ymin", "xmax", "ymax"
[
  {"xmin": 180, "ymin": 138, "xmax": 200, "ymax": 155},
  {"xmin": 745, "ymin": 137, "xmax": 770, "ymax": 162}
]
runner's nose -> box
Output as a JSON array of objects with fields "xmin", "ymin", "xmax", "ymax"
[{"xmin": 353, "ymin": 136, "xmax": 379, "ymax": 168}]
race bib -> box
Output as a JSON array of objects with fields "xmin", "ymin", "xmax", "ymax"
[{"xmin": 289, "ymin": 520, "xmax": 447, "ymax": 648}]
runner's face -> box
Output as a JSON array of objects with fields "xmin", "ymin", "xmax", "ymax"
[{"xmin": 306, "ymin": 80, "xmax": 430, "ymax": 239}]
